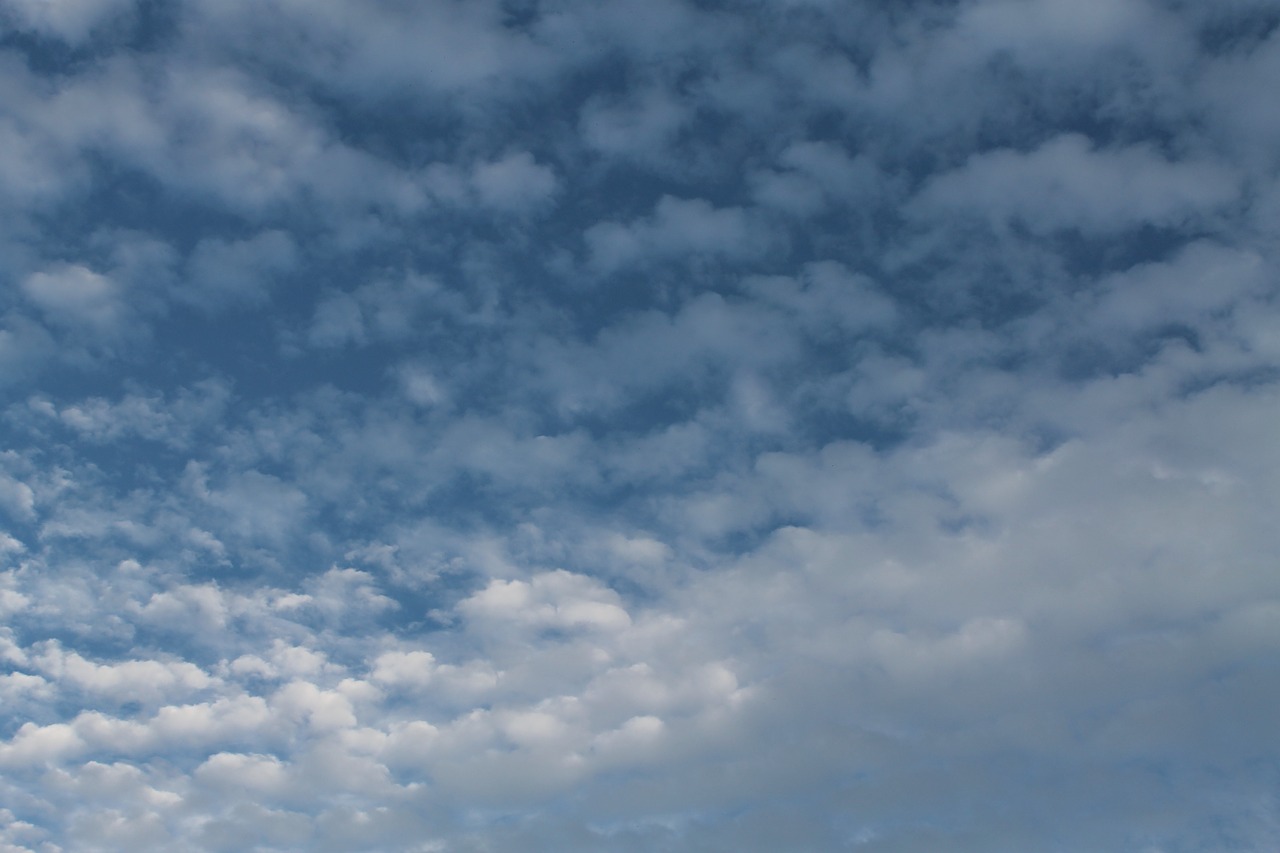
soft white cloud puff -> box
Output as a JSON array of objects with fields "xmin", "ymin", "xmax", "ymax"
[
  {"xmin": 31, "ymin": 643, "xmax": 216, "ymax": 704},
  {"xmin": 459, "ymin": 570, "xmax": 632, "ymax": 636}
]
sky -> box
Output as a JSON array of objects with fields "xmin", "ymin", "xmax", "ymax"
[{"xmin": 1, "ymin": 0, "xmax": 1279, "ymax": 850}]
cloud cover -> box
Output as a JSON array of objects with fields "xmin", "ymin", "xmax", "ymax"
[{"xmin": 1, "ymin": 0, "xmax": 1279, "ymax": 850}]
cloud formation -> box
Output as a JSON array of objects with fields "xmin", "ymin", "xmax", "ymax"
[{"xmin": 1, "ymin": 0, "xmax": 1279, "ymax": 850}]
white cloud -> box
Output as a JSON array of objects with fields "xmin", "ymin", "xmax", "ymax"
[
  {"xmin": 186, "ymin": 466, "xmax": 309, "ymax": 548},
  {"xmin": 134, "ymin": 583, "xmax": 229, "ymax": 634},
  {"xmin": 459, "ymin": 570, "xmax": 632, "ymax": 636},
  {"xmin": 0, "ymin": 473, "xmax": 35, "ymax": 523},
  {"xmin": 195, "ymin": 751, "xmax": 290, "ymax": 795},
  {"xmin": 1091, "ymin": 241, "xmax": 1267, "ymax": 331},
  {"xmin": 272, "ymin": 680, "xmax": 357, "ymax": 732},
  {"xmin": 32, "ymin": 643, "xmax": 215, "ymax": 704},
  {"xmin": 21, "ymin": 264, "xmax": 126, "ymax": 336},
  {"xmin": 0, "ymin": 672, "xmax": 49, "ymax": 703},
  {"xmin": 370, "ymin": 650, "xmax": 435, "ymax": 689},
  {"xmin": 21, "ymin": 380, "xmax": 231, "ymax": 448},
  {"xmin": 913, "ymin": 134, "xmax": 1240, "ymax": 235},
  {"xmin": 396, "ymin": 364, "xmax": 447, "ymax": 408},
  {"xmin": 0, "ymin": 722, "xmax": 85, "ymax": 768}
]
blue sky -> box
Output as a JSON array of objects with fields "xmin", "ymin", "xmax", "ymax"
[{"xmin": 1, "ymin": 0, "xmax": 1279, "ymax": 850}]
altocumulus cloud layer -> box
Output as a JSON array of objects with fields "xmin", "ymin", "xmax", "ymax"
[{"xmin": 0, "ymin": 0, "xmax": 1279, "ymax": 850}]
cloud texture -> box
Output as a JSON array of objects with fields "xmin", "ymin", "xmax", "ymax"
[{"xmin": 1, "ymin": 0, "xmax": 1279, "ymax": 850}]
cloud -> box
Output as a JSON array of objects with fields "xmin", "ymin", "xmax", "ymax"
[
  {"xmin": 0, "ymin": 472, "xmax": 36, "ymax": 523},
  {"xmin": 369, "ymin": 650, "xmax": 435, "ymax": 689},
  {"xmin": 31, "ymin": 643, "xmax": 215, "ymax": 705},
  {"xmin": 458, "ymin": 570, "xmax": 632, "ymax": 636},
  {"xmin": 2, "ymin": 0, "xmax": 135, "ymax": 44},
  {"xmin": 0, "ymin": 111, "xmax": 85, "ymax": 206},
  {"xmin": 586, "ymin": 196, "xmax": 770, "ymax": 274},
  {"xmin": 307, "ymin": 292, "xmax": 365, "ymax": 349},
  {"xmin": 0, "ymin": 1, "xmax": 1277, "ymax": 850},
  {"xmin": 471, "ymin": 152, "xmax": 559, "ymax": 213},
  {"xmin": 190, "ymin": 0, "xmax": 554, "ymax": 101},
  {"xmin": 954, "ymin": 0, "xmax": 1164, "ymax": 58},
  {"xmin": 750, "ymin": 141, "xmax": 883, "ymax": 216},
  {"xmin": 15, "ymin": 379, "xmax": 231, "ymax": 449},
  {"xmin": 305, "ymin": 274, "xmax": 448, "ymax": 351},
  {"xmin": 21, "ymin": 264, "xmax": 127, "ymax": 336},
  {"xmin": 912, "ymin": 134, "xmax": 1240, "ymax": 235}
]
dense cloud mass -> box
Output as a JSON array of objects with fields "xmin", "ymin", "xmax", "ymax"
[{"xmin": 1, "ymin": 1, "xmax": 1279, "ymax": 850}]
